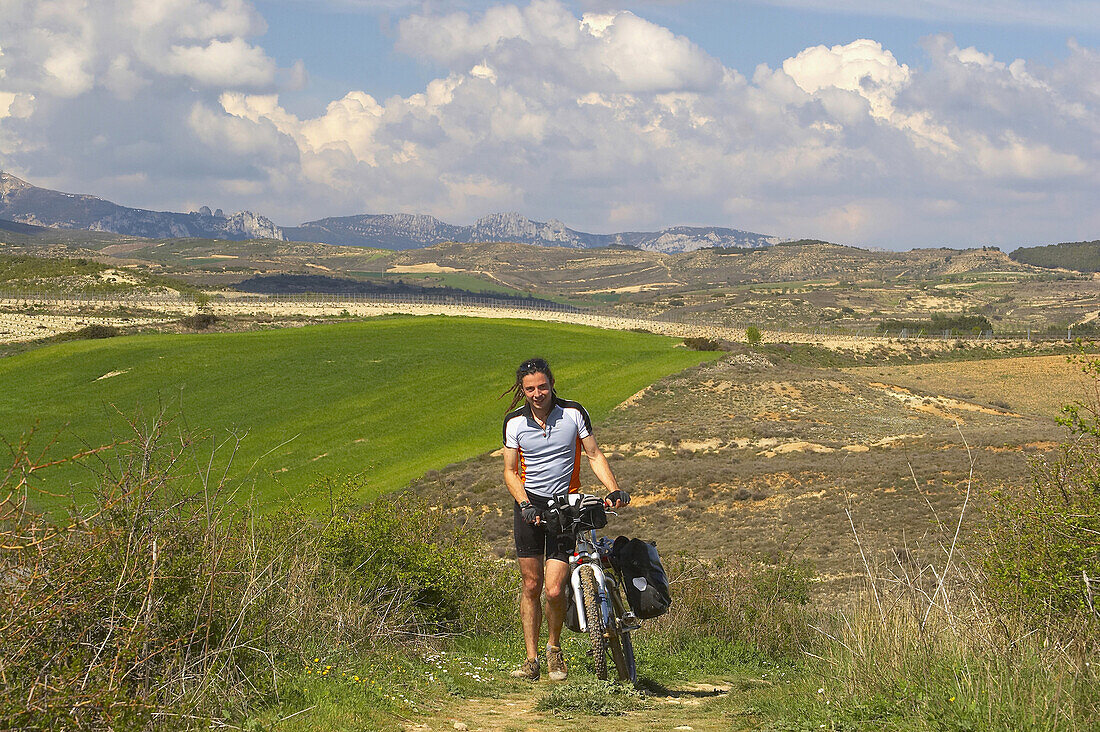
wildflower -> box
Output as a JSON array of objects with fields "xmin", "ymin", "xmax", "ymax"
[
  {"xmin": 313, "ymin": 657, "xmax": 320, "ymax": 663},
  {"xmin": 949, "ymin": 696, "xmax": 955, "ymax": 702},
  {"xmin": 353, "ymin": 675, "xmax": 360, "ymax": 681},
  {"xmin": 817, "ymin": 688, "xmax": 825, "ymax": 694}
]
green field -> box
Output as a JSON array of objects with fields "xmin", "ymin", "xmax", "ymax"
[
  {"xmin": 385, "ymin": 271, "xmax": 531, "ymax": 296},
  {"xmin": 2, "ymin": 316, "xmax": 715, "ymax": 512}
]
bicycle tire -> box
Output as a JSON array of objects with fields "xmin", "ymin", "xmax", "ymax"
[
  {"xmin": 616, "ymin": 629, "xmax": 637, "ymax": 684},
  {"xmin": 578, "ymin": 565, "xmax": 608, "ymax": 680},
  {"xmin": 606, "ymin": 582, "xmax": 638, "ymax": 683}
]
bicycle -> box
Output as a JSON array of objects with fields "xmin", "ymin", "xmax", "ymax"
[{"xmin": 542, "ymin": 493, "xmax": 640, "ymax": 684}]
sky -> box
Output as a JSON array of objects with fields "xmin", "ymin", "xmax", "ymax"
[{"xmin": 1, "ymin": 1, "xmax": 1099, "ymax": 250}]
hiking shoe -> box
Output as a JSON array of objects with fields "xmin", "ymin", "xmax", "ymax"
[
  {"xmin": 510, "ymin": 658, "xmax": 540, "ymax": 681},
  {"xmin": 547, "ymin": 644, "xmax": 567, "ymax": 681}
]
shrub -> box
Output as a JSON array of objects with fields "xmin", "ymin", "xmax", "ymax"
[
  {"xmin": 646, "ymin": 552, "xmax": 817, "ymax": 661},
  {"xmin": 180, "ymin": 312, "xmax": 219, "ymax": 330},
  {"xmin": 316, "ymin": 483, "xmax": 514, "ymax": 630},
  {"xmin": 73, "ymin": 323, "xmax": 120, "ymax": 339},
  {"xmin": 682, "ymin": 336, "xmax": 724, "ymax": 351},
  {"xmin": 745, "ymin": 326, "xmax": 762, "ymax": 344},
  {"xmin": 980, "ymin": 444, "xmax": 1100, "ymax": 630},
  {"xmin": 980, "ymin": 349, "xmax": 1100, "ymax": 636},
  {"xmin": 0, "ymin": 422, "xmax": 515, "ymax": 729}
]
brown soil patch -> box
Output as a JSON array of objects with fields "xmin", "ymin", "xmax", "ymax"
[
  {"xmin": 413, "ymin": 682, "xmax": 738, "ymax": 732},
  {"xmin": 388, "ymin": 263, "xmax": 464, "ymax": 273},
  {"xmin": 867, "ymin": 382, "xmax": 1020, "ymax": 423},
  {"xmin": 615, "ymin": 386, "xmax": 653, "ymax": 410}
]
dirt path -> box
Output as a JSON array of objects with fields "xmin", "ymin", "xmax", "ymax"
[{"xmin": 406, "ymin": 681, "xmax": 741, "ymax": 732}]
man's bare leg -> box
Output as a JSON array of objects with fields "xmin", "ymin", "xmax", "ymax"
[
  {"xmin": 518, "ymin": 556, "xmax": 545, "ymax": 661},
  {"xmin": 543, "ymin": 559, "xmax": 570, "ymax": 648}
]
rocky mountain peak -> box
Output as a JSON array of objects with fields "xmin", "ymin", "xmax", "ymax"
[
  {"xmin": 224, "ymin": 211, "xmax": 284, "ymax": 240},
  {"xmin": 0, "ymin": 171, "xmax": 33, "ymax": 196}
]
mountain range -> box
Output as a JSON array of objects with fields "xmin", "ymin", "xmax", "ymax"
[
  {"xmin": 0, "ymin": 172, "xmax": 284, "ymax": 241},
  {"xmin": 284, "ymin": 212, "xmax": 780, "ymax": 252},
  {"xmin": 0, "ymin": 171, "xmax": 779, "ymax": 253}
]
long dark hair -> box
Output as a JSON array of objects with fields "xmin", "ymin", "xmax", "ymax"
[{"xmin": 502, "ymin": 357, "xmax": 555, "ymax": 413}]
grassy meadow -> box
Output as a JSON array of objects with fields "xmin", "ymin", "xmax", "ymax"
[{"xmin": 1, "ymin": 315, "xmax": 716, "ymax": 512}]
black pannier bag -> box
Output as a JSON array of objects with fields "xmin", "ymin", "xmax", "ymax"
[{"xmin": 610, "ymin": 536, "xmax": 671, "ymax": 619}]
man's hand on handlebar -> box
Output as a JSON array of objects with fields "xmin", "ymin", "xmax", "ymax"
[
  {"xmin": 605, "ymin": 489, "xmax": 630, "ymax": 508},
  {"xmin": 519, "ymin": 500, "xmax": 541, "ymax": 525}
]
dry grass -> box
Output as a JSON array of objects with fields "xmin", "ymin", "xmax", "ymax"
[
  {"xmin": 410, "ymin": 354, "xmax": 1065, "ymax": 604},
  {"xmin": 846, "ymin": 354, "xmax": 1093, "ymax": 419}
]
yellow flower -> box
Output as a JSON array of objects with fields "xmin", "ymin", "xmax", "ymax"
[
  {"xmin": 353, "ymin": 675, "xmax": 360, "ymax": 681},
  {"xmin": 949, "ymin": 696, "xmax": 956, "ymax": 702},
  {"xmin": 313, "ymin": 657, "xmax": 320, "ymax": 663}
]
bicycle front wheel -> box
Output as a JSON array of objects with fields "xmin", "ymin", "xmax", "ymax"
[{"xmin": 578, "ymin": 565, "xmax": 608, "ymax": 680}]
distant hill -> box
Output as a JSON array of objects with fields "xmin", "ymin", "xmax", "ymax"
[
  {"xmin": 382, "ymin": 240, "xmax": 1042, "ymax": 295},
  {"xmin": 2, "ymin": 172, "xmax": 780, "ymax": 254},
  {"xmin": 287, "ymin": 211, "xmax": 780, "ymax": 253},
  {"xmin": 1010, "ymin": 241, "xmax": 1100, "ymax": 272},
  {"xmin": 284, "ymin": 213, "xmax": 465, "ymax": 250},
  {"xmin": 0, "ymin": 172, "xmax": 283, "ymax": 241},
  {"xmin": 0, "ymin": 217, "xmax": 53, "ymax": 236}
]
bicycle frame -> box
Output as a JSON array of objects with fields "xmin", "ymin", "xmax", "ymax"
[{"xmin": 545, "ymin": 492, "xmax": 637, "ymax": 683}]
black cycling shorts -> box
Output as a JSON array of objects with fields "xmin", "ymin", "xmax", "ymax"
[{"xmin": 513, "ymin": 495, "xmax": 576, "ymax": 563}]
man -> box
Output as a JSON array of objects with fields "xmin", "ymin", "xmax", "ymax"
[{"xmin": 502, "ymin": 357, "xmax": 629, "ymax": 681}]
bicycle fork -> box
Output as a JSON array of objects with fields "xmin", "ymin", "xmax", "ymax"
[{"xmin": 571, "ymin": 563, "xmax": 611, "ymax": 633}]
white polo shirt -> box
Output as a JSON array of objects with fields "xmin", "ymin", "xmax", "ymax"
[{"xmin": 503, "ymin": 397, "xmax": 593, "ymax": 499}]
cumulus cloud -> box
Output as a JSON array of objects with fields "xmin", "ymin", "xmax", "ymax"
[
  {"xmin": 1, "ymin": 0, "xmax": 1098, "ymax": 248},
  {"xmin": 396, "ymin": 1, "xmax": 723, "ymax": 93},
  {"xmin": 0, "ymin": 0, "xmax": 300, "ymax": 208},
  {"xmin": 0, "ymin": 0, "xmax": 279, "ymax": 95},
  {"xmin": 783, "ymin": 39, "xmax": 910, "ymax": 119}
]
